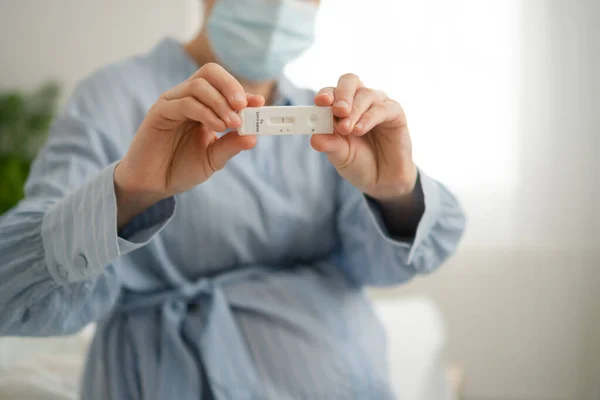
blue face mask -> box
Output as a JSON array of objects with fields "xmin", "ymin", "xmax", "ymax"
[{"xmin": 207, "ymin": 0, "xmax": 318, "ymax": 82}]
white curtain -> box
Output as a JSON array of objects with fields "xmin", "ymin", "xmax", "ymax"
[
  {"xmin": 287, "ymin": 0, "xmax": 599, "ymax": 254},
  {"xmin": 286, "ymin": 0, "xmax": 522, "ymax": 249}
]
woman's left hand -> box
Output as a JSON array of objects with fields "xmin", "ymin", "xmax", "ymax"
[{"xmin": 311, "ymin": 73, "xmax": 418, "ymax": 203}]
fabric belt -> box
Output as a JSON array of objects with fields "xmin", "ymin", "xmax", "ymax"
[{"xmin": 117, "ymin": 266, "xmax": 272, "ymax": 400}]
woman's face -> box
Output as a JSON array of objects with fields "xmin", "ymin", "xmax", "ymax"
[{"xmin": 201, "ymin": 0, "xmax": 319, "ymax": 81}]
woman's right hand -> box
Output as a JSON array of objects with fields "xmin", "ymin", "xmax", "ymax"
[{"xmin": 114, "ymin": 63, "xmax": 264, "ymax": 228}]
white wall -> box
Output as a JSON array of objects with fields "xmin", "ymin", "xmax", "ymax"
[
  {"xmin": 0, "ymin": 0, "xmax": 200, "ymax": 98},
  {"xmin": 1, "ymin": 1, "xmax": 598, "ymax": 400},
  {"xmin": 375, "ymin": 249, "xmax": 600, "ymax": 400}
]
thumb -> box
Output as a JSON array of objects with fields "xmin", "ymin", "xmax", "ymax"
[
  {"xmin": 310, "ymin": 133, "xmax": 351, "ymax": 168},
  {"xmin": 208, "ymin": 131, "xmax": 257, "ymax": 171}
]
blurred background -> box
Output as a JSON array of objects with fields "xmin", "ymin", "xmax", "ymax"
[{"xmin": 0, "ymin": 0, "xmax": 598, "ymax": 399}]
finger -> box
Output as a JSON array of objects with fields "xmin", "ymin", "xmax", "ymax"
[
  {"xmin": 310, "ymin": 133, "xmax": 352, "ymax": 168},
  {"xmin": 346, "ymin": 89, "xmax": 387, "ymax": 136},
  {"xmin": 333, "ymin": 74, "xmax": 363, "ymax": 119},
  {"xmin": 183, "ymin": 78, "xmax": 242, "ymax": 129},
  {"xmin": 159, "ymin": 97, "xmax": 227, "ymax": 132},
  {"xmin": 353, "ymin": 100, "xmax": 404, "ymax": 136},
  {"xmin": 162, "ymin": 80, "xmax": 188, "ymax": 100},
  {"xmin": 191, "ymin": 63, "xmax": 247, "ymax": 109},
  {"xmin": 246, "ymin": 93, "xmax": 266, "ymax": 108},
  {"xmin": 314, "ymin": 87, "xmax": 335, "ymax": 106},
  {"xmin": 335, "ymin": 88, "xmax": 374, "ymax": 135},
  {"xmin": 208, "ymin": 130, "xmax": 257, "ymax": 171}
]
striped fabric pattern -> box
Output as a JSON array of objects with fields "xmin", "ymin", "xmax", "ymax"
[{"xmin": 0, "ymin": 38, "xmax": 466, "ymax": 399}]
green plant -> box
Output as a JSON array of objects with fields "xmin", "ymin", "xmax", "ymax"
[{"xmin": 0, "ymin": 82, "xmax": 61, "ymax": 214}]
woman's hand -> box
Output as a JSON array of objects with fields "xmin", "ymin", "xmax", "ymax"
[
  {"xmin": 114, "ymin": 63, "xmax": 264, "ymax": 228},
  {"xmin": 311, "ymin": 73, "xmax": 418, "ymax": 205}
]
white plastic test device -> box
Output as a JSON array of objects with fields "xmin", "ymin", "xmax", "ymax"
[{"xmin": 239, "ymin": 106, "xmax": 333, "ymax": 136}]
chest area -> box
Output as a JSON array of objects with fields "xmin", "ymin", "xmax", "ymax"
[{"xmin": 159, "ymin": 136, "xmax": 339, "ymax": 272}]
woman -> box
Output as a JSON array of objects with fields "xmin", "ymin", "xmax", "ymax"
[{"xmin": 0, "ymin": 0, "xmax": 466, "ymax": 398}]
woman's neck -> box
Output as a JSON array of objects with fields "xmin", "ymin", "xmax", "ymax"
[{"xmin": 184, "ymin": 33, "xmax": 277, "ymax": 105}]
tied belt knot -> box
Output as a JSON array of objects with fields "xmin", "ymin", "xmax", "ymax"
[{"xmin": 116, "ymin": 267, "xmax": 270, "ymax": 400}]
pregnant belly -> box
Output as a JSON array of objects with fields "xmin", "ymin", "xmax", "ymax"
[
  {"xmin": 223, "ymin": 263, "xmax": 394, "ymax": 399},
  {"xmin": 81, "ymin": 262, "xmax": 395, "ymax": 400}
]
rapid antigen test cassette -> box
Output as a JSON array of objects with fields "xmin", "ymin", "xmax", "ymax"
[{"xmin": 239, "ymin": 106, "xmax": 333, "ymax": 136}]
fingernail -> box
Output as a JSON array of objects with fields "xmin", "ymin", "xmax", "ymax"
[
  {"xmin": 355, "ymin": 122, "xmax": 364, "ymax": 130},
  {"xmin": 232, "ymin": 93, "xmax": 246, "ymax": 102},
  {"xmin": 341, "ymin": 119, "xmax": 351, "ymax": 128},
  {"xmin": 228, "ymin": 112, "xmax": 241, "ymax": 124},
  {"xmin": 335, "ymin": 100, "xmax": 349, "ymax": 109}
]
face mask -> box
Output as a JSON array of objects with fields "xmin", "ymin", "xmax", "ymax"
[{"xmin": 207, "ymin": 0, "xmax": 318, "ymax": 82}]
